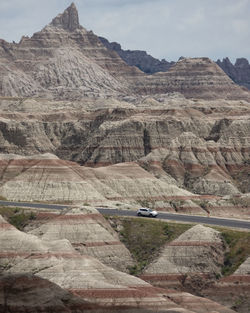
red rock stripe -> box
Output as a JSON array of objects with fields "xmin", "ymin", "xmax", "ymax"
[
  {"xmin": 0, "ymin": 223, "xmax": 14, "ymax": 229},
  {"xmin": 140, "ymin": 273, "xmax": 211, "ymax": 281},
  {"xmin": 140, "ymin": 274, "xmax": 187, "ymax": 282},
  {"xmin": 84, "ymin": 162, "xmax": 113, "ymax": 167},
  {"xmin": 70, "ymin": 288, "xmax": 162, "ymax": 299},
  {"xmin": 104, "ymin": 195, "xmax": 221, "ymax": 201},
  {"xmin": 37, "ymin": 212, "xmax": 60, "ymax": 219},
  {"xmin": 55, "ymin": 214, "xmax": 102, "ymax": 220},
  {"xmin": 220, "ymin": 275, "xmax": 250, "ymax": 283},
  {"xmin": 72, "ymin": 241, "xmax": 121, "ymax": 247},
  {"xmin": 168, "ymin": 241, "xmax": 221, "ymax": 246}
]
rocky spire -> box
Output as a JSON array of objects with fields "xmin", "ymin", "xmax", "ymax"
[{"xmin": 50, "ymin": 3, "xmax": 80, "ymax": 31}]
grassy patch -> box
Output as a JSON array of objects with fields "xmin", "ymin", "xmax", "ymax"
[
  {"xmin": 0, "ymin": 195, "xmax": 7, "ymax": 201},
  {"xmin": 108, "ymin": 216, "xmax": 192, "ymax": 275},
  {"xmin": 0, "ymin": 207, "xmax": 36, "ymax": 230},
  {"xmin": 218, "ymin": 228, "xmax": 250, "ymax": 276}
]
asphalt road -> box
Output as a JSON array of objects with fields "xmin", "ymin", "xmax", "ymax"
[{"xmin": 0, "ymin": 200, "xmax": 249, "ymax": 230}]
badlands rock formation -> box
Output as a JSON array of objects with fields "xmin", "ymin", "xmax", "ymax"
[
  {"xmin": 0, "ymin": 3, "xmax": 138, "ymax": 99},
  {"xmin": 131, "ymin": 57, "xmax": 250, "ymax": 100},
  {"xmin": 29, "ymin": 207, "xmax": 134, "ymax": 272},
  {"xmin": 0, "ymin": 153, "xmax": 192, "ymax": 204},
  {"xmin": 217, "ymin": 58, "xmax": 250, "ymax": 90},
  {"xmin": 2, "ymin": 152, "xmax": 248, "ymax": 218},
  {"xmin": 0, "ymin": 3, "xmax": 249, "ymax": 101},
  {"xmin": 0, "ymin": 215, "xmax": 237, "ymax": 313},
  {"xmin": 141, "ymin": 225, "xmax": 225, "ymax": 290},
  {"xmin": 0, "ymin": 95, "xmax": 249, "ymax": 217},
  {"xmin": 99, "ymin": 36, "xmax": 175, "ymax": 74},
  {"xmin": 99, "ymin": 36, "xmax": 250, "ymax": 92},
  {"xmin": 203, "ymin": 257, "xmax": 250, "ymax": 313},
  {"xmin": 0, "ymin": 3, "xmax": 249, "ymax": 313}
]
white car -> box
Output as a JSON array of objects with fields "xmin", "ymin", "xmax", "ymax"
[{"xmin": 137, "ymin": 208, "xmax": 158, "ymax": 217}]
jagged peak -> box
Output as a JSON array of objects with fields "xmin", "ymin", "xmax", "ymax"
[
  {"xmin": 235, "ymin": 58, "xmax": 249, "ymax": 67},
  {"xmin": 50, "ymin": 2, "xmax": 81, "ymax": 31}
]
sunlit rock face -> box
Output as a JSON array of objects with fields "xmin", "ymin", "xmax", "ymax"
[
  {"xmin": 141, "ymin": 225, "xmax": 225, "ymax": 289},
  {"xmin": 0, "ymin": 3, "xmax": 135, "ymax": 99},
  {"xmin": 0, "ymin": 215, "xmax": 237, "ymax": 313},
  {"xmin": 29, "ymin": 207, "xmax": 135, "ymax": 272}
]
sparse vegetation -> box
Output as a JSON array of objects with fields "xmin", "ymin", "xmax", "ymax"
[
  {"xmin": 169, "ymin": 200, "xmax": 185, "ymax": 212},
  {"xmin": 0, "ymin": 195, "xmax": 7, "ymax": 201},
  {"xmin": 107, "ymin": 217, "xmax": 250, "ymax": 278},
  {"xmin": 137, "ymin": 199, "xmax": 154, "ymax": 208},
  {"xmin": 0, "ymin": 207, "xmax": 37, "ymax": 230},
  {"xmin": 232, "ymin": 296, "xmax": 248, "ymax": 311},
  {"xmin": 230, "ymin": 196, "xmax": 250, "ymax": 208},
  {"xmin": 192, "ymin": 199, "xmax": 210, "ymax": 212},
  {"xmin": 107, "ymin": 216, "xmax": 192, "ymax": 275},
  {"xmin": 218, "ymin": 228, "xmax": 250, "ymax": 276}
]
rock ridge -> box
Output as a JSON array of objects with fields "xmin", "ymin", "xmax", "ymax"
[
  {"xmin": 50, "ymin": 2, "xmax": 81, "ymax": 31},
  {"xmin": 99, "ymin": 36, "xmax": 250, "ymax": 91},
  {"xmin": 0, "ymin": 4, "xmax": 249, "ymax": 100},
  {"xmin": 99, "ymin": 36, "xmax": 175, "ymax": 74}
]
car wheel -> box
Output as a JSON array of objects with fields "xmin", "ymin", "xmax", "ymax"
[
  {"xmin": 149, "ymin": 214, "xmax": 153, "ymax": 217},
  {"xmin": 137, "ymin": 212, "xmax": 141, "ymax": 216}
]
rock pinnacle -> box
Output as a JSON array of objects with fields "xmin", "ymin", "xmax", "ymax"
[{"xmin": 50, "ymin": 2, "xmax": 80, "ymax": 31}]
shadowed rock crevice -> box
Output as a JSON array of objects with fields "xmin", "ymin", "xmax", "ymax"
[
  {"xmin": 205, "ymin": 119, "xmax": 232, "ymax": 142},
  {"xmin": 143, "ymin": 129, "xmax": 152, "ymax": 156}
]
